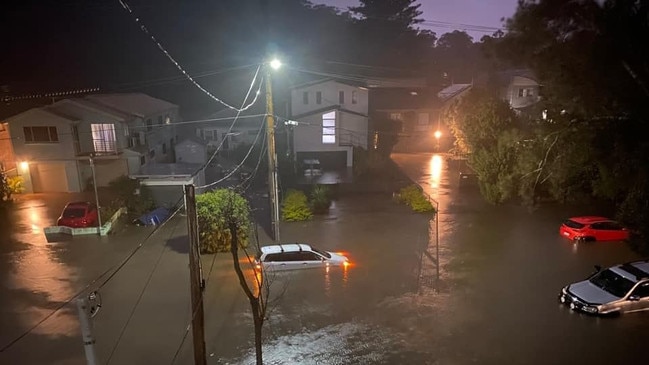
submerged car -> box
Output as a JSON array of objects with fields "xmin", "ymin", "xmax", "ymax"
[
  {"xmin": 57, "ymin": 202, "xmax": 99, "ymax": 228},
  {"xmin": 255, "ymin": 243, "xmax": 348, "ymax": 271},
  {"xmin": 559, "ymin": 216, "xmax": 629, "ymax": 242},
  {"xmin": 559, "ymin": 260, "xmax": 649, "ymax": 315}
]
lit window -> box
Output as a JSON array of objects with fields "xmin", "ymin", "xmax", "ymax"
[
  {"xmin": 91, "ymin": 124, "xmax": 116, "ymax": 152},
  {"xmin": 389, "ymin": 113, "xmax": 402, "ymax": 121},
  {"xmin": 316, "ymin": 91, "xmax": 322, "ymax": 105},
  {"xmin": 322, "ymin": 111, "xmax": 336, "ymax": 144}
]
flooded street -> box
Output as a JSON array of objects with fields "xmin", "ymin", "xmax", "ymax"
[{"xmin": 1, "ymin": 154, "xmax": 647, "ymax": 364}]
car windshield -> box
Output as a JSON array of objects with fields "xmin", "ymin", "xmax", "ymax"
[
  {"xmin": 63, "ymin": 208, "xmax": 86, "ymax": 218},
  {"xmin": 589, "ymin": 269, "xmax": 635, "ymax": 298},
  {"xmin": 564, "ymin": 219, "xmax": 585, "ymax": 229},
  {"xmin": 311, "ymin": 247, "xmax": 331, "ymax": 259}
]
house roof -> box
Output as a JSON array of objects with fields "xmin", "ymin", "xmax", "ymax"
[
  {"xmin": 371, "ymin": 88, "xmax": 441, "ymax": 111},
  {"xmin": 437, "ymin": 84, "xmax": 473, "ymax": 102},
  {"xmin": 291, "ymin": 78, "xmax": 366, "ymax": 90},
  {"xmin": 290, "ymin": 77, "xmax": 427, "ymax": 91},
  {"xmin": 3, "ymin": 106, "xmax": 78, "ymax": 123},
  {"xmin": 85, "ymin": 93, "xmax": 177, "ymax": 118},
  {"xmin": 291, "ymin": 105, "xmax": 368, "ymax": 119},
  {"xmin": 45, "ymin": 98, "xmax": 130, "ymax": 122}
]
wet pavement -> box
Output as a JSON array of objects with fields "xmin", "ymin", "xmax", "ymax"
[{"xmin": 0, "ymin": 153, "xmax": 647, "ymax": 365}]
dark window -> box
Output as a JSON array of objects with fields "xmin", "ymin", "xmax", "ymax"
[
  {"xmin": 312, "ymin": 247, "xmax": 331, "ymax": 258},
  {"xmin": 146, "ymin": 119, "xmax": 153, "ymax": 131},
  {"xmin": 63, "ymin": 208, "xmax": 86, "ymax": 218},
  {"xmin": 149, "ymin": 149, "xmax": 155, "ymax": 159},
  {"xmin": 23, "ymin": 126, "xmax": 58, "ymax": 143},
  {"xmin": 633, "ymin": 283, "xmax": 649, "ymax": 298},
  {"xmin": 303, "ymin": 91, "xmax": 308, "ymax": 104},
  {"xmin": 316, "ymin": 91, "xmax": 322, "ymax": 104},
  {"xmin": 170, "ymin": 138, "xmax": 175, "ymax": 147},
  {"xmin": 563, "ymin": 220, "xmax": 585, "ymax": 229},
  {"xmin": 590, "ymin": 222, "xmax": 606, "ymax": 230},
  {"xmin": 298, "ymin": 252, "xmax": 320, "ymax": 261},
  {"xmin": 140, "ymin": 156, "xmax": 146, "ymax": 165},
  {"xmin": 264, "ymin": 253, "xmax": 282, "ymax": 262},
  {"xmin": 339, "ymin": 91, "xmax": 345, "ymax": 104}
]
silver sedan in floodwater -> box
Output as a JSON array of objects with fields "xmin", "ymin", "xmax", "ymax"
[{"xmin": 559, "ymin": 259, "xmax": 649, "ymax": 315}]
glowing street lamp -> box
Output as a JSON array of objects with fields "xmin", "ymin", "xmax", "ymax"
[
  {"xmin": 269, "ymin": 58, "xmax": 282, "ymax": 70},
  {"xmin": 434, "ymin": 130, "xmax": 442, "ymax": 151}
]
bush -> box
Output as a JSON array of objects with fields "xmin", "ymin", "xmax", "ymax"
[
  {"xmin": 197, "ymin": 189, "xmax": 251, "ymax": 253},
  {"xmin": 100, "ymin": 199, "xmax": 122, "ymax": 224},
  {"xmin": 107, "ymin": 175, "xmax": 155, "ymax": 217},
  {"xmin": 282, "ymin": 189, "xmax": 313, "ymax": 221},
  {"xmin": 397, "ymin": 184, "xmax": 436, "ymax": 213},
  {"xmin": 310, "ymin": 185, "xmax": 332, "ymax": 214},
  {"xmin": 7, "ymin": 176, "xmax": 24, "ymax": 196}
]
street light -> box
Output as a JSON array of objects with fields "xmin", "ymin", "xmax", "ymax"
[
  {"xmin": 265, "ymin": 58, "xmax": 281, "ymax": 242},
  {"xmin": 89, "ymin": 156, "xmax": 102, "ymax": 235}
]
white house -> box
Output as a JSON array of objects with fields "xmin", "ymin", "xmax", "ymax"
[
  {"xmin": 290, "ymin": 79, "xmax": 368, "ymax": 170},
  {"xmin": 175, "ymin": 136, "xmax": 208, "ymax": 165},
  {"xmin": 496, "ymin": 69, "xmax": 541, "ymax": 112},
  {"xmin": 6, "ymin": 93, "xmax": 179, "ymax": 193}
]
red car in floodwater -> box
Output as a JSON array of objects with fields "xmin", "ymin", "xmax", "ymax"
[
  {"xmin": 57, "ymin": 202, "xmax": 99, "ymax": 228},
  {"xmin": 559, "ymin": 216, "xmax": 629, "ymax": 242}
]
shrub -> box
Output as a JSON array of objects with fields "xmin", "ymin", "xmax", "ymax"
[
  {"xmin": 397, "ymin": 184, "xmax": 436, "ymax": 213},
  {"xmin": 7, "ymin": 176, "xmax": 24, "ymax": 196},
  {"xmin": 310, "ymin": 185, "xmax": 332, "ymax": 214},
  {"xmin": 197, "ymin": 189, "xmax": 251, "ymax": 253},
  {"xmin": 99, "ymin": 199, "xmax": 122, "ymax": 224},
  {"xmin": 107, "ymin": 175, "xmax": 155, "ymax": 217},
  {"xmin": 282, "ymin": 189, "xmax": 312, "ymax": 221}
]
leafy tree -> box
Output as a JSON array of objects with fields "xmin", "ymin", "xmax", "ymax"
[{"xmin": 196, "ymin": 189, "xmax": 251, "ymax": 253}]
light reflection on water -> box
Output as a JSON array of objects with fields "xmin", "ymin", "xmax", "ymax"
[{"xmin": 6, "ymin": 198, "xmax": 79, "ymax": 337}]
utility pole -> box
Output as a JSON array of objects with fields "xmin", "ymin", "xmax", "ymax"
[
  {"xmin": 184, "ymin": 185, "xmax": 207, "ymax": 365},
  {"xmin": 76, "ymin": 298, "xmax": 97, "ymax": 365},
  {"xmin": 265, "ymin": 60, "xmax": 281, "ymax": 242},
  {"xmin": 89, "ymin": 156, "xmax": 102, "ymax": 235}
]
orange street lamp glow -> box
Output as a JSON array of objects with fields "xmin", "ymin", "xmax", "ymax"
[{"xmin": 434, "ymin": 130, "xmax": 442, "ymax": 139}]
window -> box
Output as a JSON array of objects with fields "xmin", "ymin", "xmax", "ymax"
[
  {"xmin": 23, "ymin": 126, "xmax": 58, "ymax": 143},
  {"xmin": 339, "ymin": 91, "xmax": 345, "ymax": 104},
  {"xmin": 303, "ymin": 91, "xmax": 309, "ymax": 104},
  {"xmin": 124, "ymin": 125, "xmax": 130, "ymax": 137},
  {"xmin": 157, "ymin": 116, "xmax": 163, "ymax": 125},
  {"xmin": 418, "ymin": 113, "xmax": 429, "ymax": 125},
  {"xmin": 389, "ymin": 113, "xmax": 402, "ymax": 121},
  {"xmin": 91, "ymin": 123, "xmax": 116, "ymax": 152},
  {"xmin": 162, "ymin": 143, "xmax": 167, "ymax": 154},
  {"xmin": 316, "ymin": 91, "xmax": 322, "ymax": 105},
  {"xmin": 633, "ymin": 283, "xmax": 649, "ymax": 298},
  {"xmin": 165, "ymin": 115, "xmax": 171, "ymax": 124},
  {"xmin": 146, "ymin": 119, "xmax": 153, "ymax": 131},
  {"xmin": 518, "ymin": 88, "xmax": 534, "ymax": 98},
  {"xmin": 352, "ymin": 91, "xmax": 358, "ymax": 104},
  {"xmin": 140, "ymin": 156, "xmax": 146, "ymax": 165},
  {"xmin": 322, "ymin": 111, "xmax": 336, "ymax": 144},
  {"xmin": 149, "ymin": 149, "xmax": 155, "ymax": 159}
]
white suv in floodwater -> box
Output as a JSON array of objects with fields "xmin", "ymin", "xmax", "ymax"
[
  {"xmin": 255, "ymin": 243, "xmax": 348, "ymax": 271},
  {"xmin": 559, "ymin": 259, "xmax": 649, "ymax": 315}
]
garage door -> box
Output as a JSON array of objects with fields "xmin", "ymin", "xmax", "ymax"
[
  {"xmin": 297, "ymin": 151, "xmax": 347, "ymax": 170},
  {"xmin": 32, "ymin": 163, "xmax": 69, "ymax": 192}
]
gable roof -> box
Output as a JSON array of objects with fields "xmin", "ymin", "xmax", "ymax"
[
  {"xmin": 290, "ymin": 78, "xmax": 366, "ymax": 90},
  {"xmin": 85, "ymin": 93, "xmax": 177, "ymax": 118},
  {"xmin": 291, "ymin": 105, "xmax": 368, "ymax": 119},
  {"xmin": 437, "ymin": 84, "xmax": 473, "ymax": 102}
]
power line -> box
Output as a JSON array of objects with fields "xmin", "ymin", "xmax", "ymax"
[{"xmin": 116, "ymin": 0, "xmax": 260, "ymax": 113}]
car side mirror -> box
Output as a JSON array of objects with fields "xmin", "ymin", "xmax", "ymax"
[
  {"xmin": 629, "ymin": 295, "xmax": 640, "ymax": 301},
  {"xmin": 594, "ymin": 265, "xmax": 602, "ymax": 272}
]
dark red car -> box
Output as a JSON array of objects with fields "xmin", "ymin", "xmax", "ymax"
[
  {"xmin": 559, "ymin": 216, "xmax": 629, "ymax": 242},
  {"xmin": 57, "ymin": 202, "xmax": 99, "ymax": 228}
]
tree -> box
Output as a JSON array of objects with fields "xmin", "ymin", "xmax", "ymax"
[
  {"xmin": 349, "ymin": 0, "xmax": 435, "ymax": 69},
  {"xmin": 197, "ymin": 188, "xmax": 269, "ymax": 364},
  {"xmin": 196, "ymin": 189, "xmax": 251, "ymax": 253}
]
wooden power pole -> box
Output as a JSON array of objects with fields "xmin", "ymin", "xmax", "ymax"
[
  {"xmin": 184, "ymin": 185, "xmax": 207, "ymax": 365},
  {"xmin": 265, "ymin": 62, "xmax": 281, "ymax": 242}
]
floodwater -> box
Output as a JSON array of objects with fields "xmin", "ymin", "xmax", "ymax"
[
  {"xmin": 1, "ymin": 155, "xmax": 647, "ymax": 365},
  {"xmin": 211, "ymin": 153, "xmax": 648, "ymax": 365}
]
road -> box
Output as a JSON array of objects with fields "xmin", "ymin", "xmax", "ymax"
[{"xmin": 0, "ymin": 154, "xmax": 647, "ymax": 364}]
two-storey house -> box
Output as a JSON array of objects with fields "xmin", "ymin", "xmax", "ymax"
[
  {"xmin": 290, "ymin": 79, "xmax": 368, "ymax": 171},
  {"xmin": 6, "ymin": 93, "xmax": 179, "ymax": 193}
]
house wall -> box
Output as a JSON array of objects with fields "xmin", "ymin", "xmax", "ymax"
[
  {"xmin": 293, "ymin": 110, "xmax": 366, "ymax": 167},
  {"xmin": 175, "ymin": 140, "xmax": 207, "ymax": 164},
  {"xmin": 196, "ymin": 124, "xmax": 262, "ymax": 151},
  {"xmin": 505, "ymin": 76, "xmax": 540, "ymax": 110},
  {"xmin": 0, "ymin": 122, "xmax": 16, "ymax": 172},
  {"xmin": 291, "ymin": 80, "xmax": 369, "ymax": 117}
]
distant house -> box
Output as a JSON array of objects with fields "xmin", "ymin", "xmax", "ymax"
[
  {"xmin": 372, "ymin": 88, "xmax": 446, "ymax": 153},
  {"xmin": 190, "ymin": 104, "xmax": 266, "ymax": 155},
  {"xmin": 5, "ymin": 93, "xmax": 179, "ymax": 193},
  {"xmin": 290, "ymin": 79, "xmax": 369, "ymax": 170},
  {"xmin": 496, "ymin": 69, "xmax": 541, "ymax": 112},
  {"xmin": 175, "ymin": 136, "xmax": 208, "ymax": 165}
]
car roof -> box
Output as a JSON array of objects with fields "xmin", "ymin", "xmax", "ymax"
[
  {"xmin": 260, "ymin": 243, "xmax": 312, "ymax": 254},
  {"xmin": 65, "ymin": 201, "xmax": 92, "ymax": 208},
  {"xmin": 611, "ymin": 260, "xmax": 649, "ymax": 282},
  {"xmin": 569, "ymin": 216, "xmax": 611, "ymax": 224}
]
